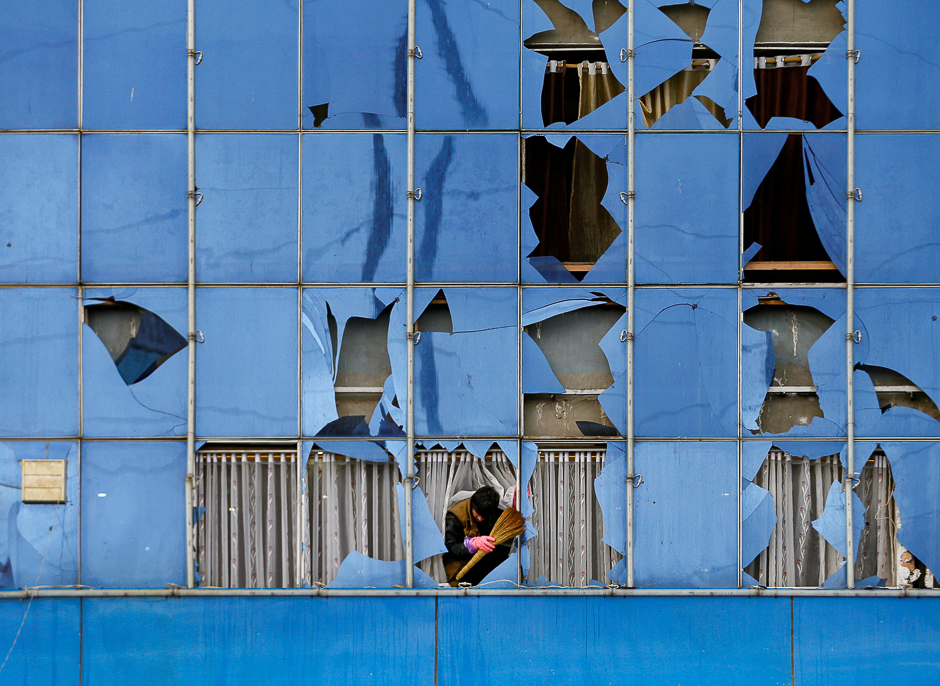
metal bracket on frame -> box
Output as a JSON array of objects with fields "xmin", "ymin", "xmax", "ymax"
[{"xmin": 627, "ymin": 473, "xmax": 643, "ymax": 488}]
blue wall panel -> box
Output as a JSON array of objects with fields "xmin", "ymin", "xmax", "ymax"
[
  {"xmin": 438, "ymin": 596, "xmax": 792, "ymax": 685},
  {"xmin": 81, "ymin": 597, "xmax": 436, "ymax": 685},
  {"xmin": 0, "ymin": 598, "xmax": 80, "ymax": 685}
]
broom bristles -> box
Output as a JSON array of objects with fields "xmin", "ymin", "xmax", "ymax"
[{"xmin": 455, "ymin": 507, "xmax": 526, "ymax": 581}]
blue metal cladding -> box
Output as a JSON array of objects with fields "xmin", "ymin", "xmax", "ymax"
[{"xmin": 0, "ymin": 599, "xmax": 81, "ymax": 685}]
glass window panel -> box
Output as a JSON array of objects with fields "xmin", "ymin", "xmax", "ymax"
[
  {"xmin": 414, "ymin": 287, "xmax": 518, "ymax": 437},
  {"xmin": 83, "ymin": 0, "xmax": 186, "ymax": 130},
  {"xmin": 81, "ymin": 134, "xmax": 188, "ymax": 283},
  {"xmin": 856, "ymin": 135, "xmax": 940, "ymax": 284},
  {"xmin": 634, "ymin": 441, "xmax": 737, "ymax": 588},
  {"xmin": 856, "ymin": 2, "xmax": 940, "ymax": 131},
  {"xmin": 302, "ymin": 0, "xmax": 407, "ymax": 130},
  {"xmin": 0, "ymin": 135, "xmax": 77, "ymax": 284},
  {"xmin": 415, "ymin": 0, "xmax": 520, "ymax": 130},
  {"xmin": 0, "ymin": 441, "xmax": 78, "ymax": 589},
  {"xmin": 195, "ymin": 288, "xmax": 298, "ymax": 437},
  {"xmin": 522, "ymin": 0, "xmax": 628, "ymax": 130},
  {"xmin": 634, "ymin": 289, "xmax": 737, "ymax": 437},
  {"xmin": 195, "ymin": 0, "xmax": 298, "ymax": 130},
  {"xmin": 302, "ymin": 134, "xmax": 407, "ymax": 283},
  {"xmin": 196, "ymin": 134, "xmax": 299, "ymax": 283},
  {"xmin": 81, "ymin": 442, "xmax": 186, "ymax": 588},
  {"xmin": 0, "ymin": 1, "xmax": 78, "ymax": 129},
  {"xmin": 0, "ymin": 288, "xmax": 78, "ymax": 437},
  {"xmin": 635, "ymin": 133, "xmax": 738, "ymax": 283},
  {"xmin": 415, "ymin": 134, "xmax": 517, "ymax": 283},
  {"xmin": 82, "ymin": 288, "xmax": 187, "ymax": 438}
]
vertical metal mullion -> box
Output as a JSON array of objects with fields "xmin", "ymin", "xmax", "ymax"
[
  {"xmin": 625, "ymin": 0, "xmax": 636, "ymax": 589},
  {"xmin": 844, "ymin": 0, "xmax": 857, "ymax": 589},
  {"xmin": 404, "ymin": 0, "xmax": 417, "ymax": 588},
  {"xmin": 184, "ymin": 0, "xmax": 197, "ymax": 589},
  {"xmin": 296, "ymin": 0, "xmax": 305, "ymax": 590},
  {"xmin": 736, "ymin": 0, "xmax": 744, "ymax": 591},
  {"xmin": 77, "ymin": 0, "xmax": 84, "ymax": 595}
]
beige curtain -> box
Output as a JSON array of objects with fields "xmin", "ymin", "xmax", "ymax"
[
  {"xmin": 568, "ymin": 139, "xmax": 621, "ymax": 263},
  {"xmin": 577, "ymin": 64, "xmax": 625, "ymax": 119},
  {"xmin": 527, "ymin": 448, "xmax": 621, "ymax": 586},
  {"xmin": 638, "ymin": 69, "xmax": 732, "ymax": 129}
]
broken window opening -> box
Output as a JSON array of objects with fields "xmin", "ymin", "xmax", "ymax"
[
  {"xmin": 856, "ymin": 365, "xmax": 940, "ymax": 424},
  {"xmin": 854, "ymin": 448, "xmax": 937, "ymax": 588},
  {"xmin": 84, "ymin": 300, "xmax": 186, "ymax": 385},
  {"xmin": 744, "ymin": 295, "xmax": 835, "ymax": 434},
  {"xmin": 743, "ymin": 135, "xmax": 845, "ymax": 283},
  {"xmin": 414, "ymin": 445, "xmax": 518, "ymax": 586},
  {"xmin": 747, "ymin": 0, "xmax": 845, "ymax": 128},
  {"xmin": 524, "ymin": 301, "xmax": 625, "ymax": 437},
  {"xmin": 415, "ymin": 290, "xmax": 453, "ymax": 334},
  {"xmin": 525, "ymin": 0, "xmax": 626, "ymax": 126},
  {"xmin": 637, "ymin": 3, "xmax": 733, "ymax": 129},
  {"xmin": 745, "ymin": 448, "xmax": 844, "ymax": 587},
  {"xmin": 524, "ymin": 136, "xmax": 622, "ymax": 281},
  {"xmin": 527, "ymin": 444, "xmax": 622, "ymax": 586}
]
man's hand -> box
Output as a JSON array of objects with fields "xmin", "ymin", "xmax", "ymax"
[{"xmin": 469, "ymin": 536, "xmax": 496, "ymax": 553}]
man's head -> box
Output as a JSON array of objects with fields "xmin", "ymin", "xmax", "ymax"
[{"xmin": 469, "ymin": 486, "xmax": 500, "ymax": 524}]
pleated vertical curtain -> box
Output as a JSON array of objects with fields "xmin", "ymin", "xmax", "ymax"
[{"xmin": 527, "ymin": 449, "xmax": 621, "ymax": 586}]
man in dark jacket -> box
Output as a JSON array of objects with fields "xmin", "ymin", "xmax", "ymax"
[{"xmin": 442, "ymin": 486, "xmax": 510, "ymax": 586}]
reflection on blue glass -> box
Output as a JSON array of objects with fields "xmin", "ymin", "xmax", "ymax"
[
  {"xmin": 0, "ymin": 1, "xmax": 78, "ymax": 129},
  {"xmin": 635, "ymin": 0, "xmax": 693, "ymax": 100},
  {"xmin": 0, "ymin": 441, "xmax": 78, "ymax": 589},
  {"xmin": 0, "ymin": 289, "xmax": 78, "ymax": 436},
  {"xmin": 415, "ymin": 135, "xmax": 516, "ymax": 282},
  {"xmin": 303, "ymin": 0, "xmax": 407, "ymax": 129},
  {"xmin": 415, "ymin": 0, "xmax": 518, "ymax": 129},
  {"xmin": 195, "ymin": 0, "xmax": 298, "ymax": 130},
  {"xmin": 856, "ymin": 135, "xmax": 940, "ymax": 283},
  {"xmin": 857, "ymin": 4, "xmax": 940, "ymax": 130},
  {"xmin": 83, "ymin": 0, "xmax": 186, "ymax": 129},
  {"xmin": 81, "ymin": 442, "xmax": 186, "ymax": 588},
  {"xmin": 413, "ymin": 288, "xmax": 517, "ymax": 436},
  {"xmin": 196, "ymin": 134, "xmax": 298, "ymax": 283},
  {"xmin": 82, "ymin": 134, "xmax": 187, "ymax": 283},
  {"xmin": 196, "ymin": 288, "xmax": 298, "ymax": 436},
  {"xmin": 635, "ymin": 442, "xmax": 737, "ymax": 588},
  {"xmin": 0, "ymin": 135, "xmax": 77, "ymax": 283},
  {"xmin": 303, "ymin": 134, "xmax": 407, "ymax": 282},
  {"xmin": 635, "ymin": 289, "xmax": 736, "ymax": 437},
  {"xmin": 82, "ymin": 288, "xmax": 187, "ymax": 438},
  {"xmin": 635, "ymin": 134, "xmax": 738, "ymax": 283}
]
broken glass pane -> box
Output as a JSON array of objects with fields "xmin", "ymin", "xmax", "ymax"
[
  {"xmin": 196, "ymin": 288, "xmax": 298, "ymax": 437},
  {"xmin": 744, "ymin": 0, "xmax": 845, "ymax": 131},
  {"xmin": 635, "ymin": 441, "xmax": 737, "ymax": 588},
  {"xmin": 523, "ymin": 135, "xmax": 626, "ymax": 284},
  {"xmin": 854, "ymin": 288, "xmax": 940, "ymax": 437},
  {"xmin": 0, "ymin": 289, "xmax": 78, "ymax": 437},
  {"xmin": 0, "ymin": 1, "xmax": 77, "ymax": 129},
  {"xmin": 414, "ymin": 287, "xmax": 518, "ymax": 437},
  {"xmin": 415, "ymin": 0, "xmax": 519, "ymax": 130},
  {"xmin": 302, "ymin": 134, "xmax": 407, "ymax": 283},
  {"xmin": 635, "ymin": 134, "xmax": 738, "ymax": 283},
  {"xmin": 303, "ymin": 0, "xmax": 407, "ymax": 129},
  {"xmin": 83, "ymin": 0, "xmax": 185, "ymax": 129},
  {"xmin": 855, "ymin": 135, "xmax": 940, "ymax": 284},
  {"xmin": 415, "ymin": 134, "xmax": 517, "ymax": 283},
  {"xmin": 195, "ymin": 0, "xmax": 298, "ymax": 130},
  {"xmin": 636, "ymin": 0, "xmax": 737, "ymax": 130},
  {"xmin": 0, "ymin": 134, "xmax": 77, "ymax": 284},
  {"xmin": 743, "ymin": 444, "xmax": 847, "ymax": 587},
  {"xmin": 523, "ymin": 288, "xmax": 626, "ymax": 438},
  {"xmin": 302, "ymin": 288, "xmax": 405, "ymax": 438},
  {"xmin": 196, "ymin": 134, "xmax": 299, "ymax": 283},
  {"xmin": 82, "ymin": 289, "xmax": 187, "ymax": 438},
  {"xmin": 527, "ymin": 442, "xmax": 623, "ymax": 586},
  {"xmin": 522, "ymin": 0, "xmax": 628, "ymax": 130},
  {"xmin": 742, "ymin": 289, "xmax": 846, "ymax": 437},
  {"xmin": 82, "ymin": 441, "xmax": 186, "ymax": 588},
  {"xmin": 856, "ymin": 3, "xmax": 940, "ymax": 131},
  {"xmin": 635, "ymin": 289, "xmax": 736, "ymax": 437},
  {"xmin": 82, "ymin": 134, "xmax": 187, "ymax": 283},
  {"xmin": 0, "ymin": 441, "xmax": 78, "ymax": 590},
  {"xmin": 742, "ymin": 132, "xmax": 846, "ymax": 282}
]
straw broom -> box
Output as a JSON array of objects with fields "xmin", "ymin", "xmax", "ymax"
[{"xmin": 455, "ymin": 507, "xmax": 526, "ymax": 581}]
